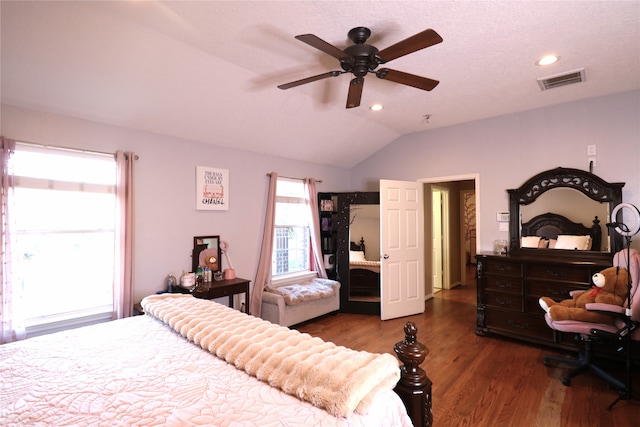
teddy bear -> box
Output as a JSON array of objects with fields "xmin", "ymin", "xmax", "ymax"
[{"xmin": 539, "ymin": 265, "xmax": 629, "ymax": 324}]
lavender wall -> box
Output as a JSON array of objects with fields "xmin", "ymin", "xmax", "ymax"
[
  {"xmin": 350, "ymin": 90, "xmax": 640, "ymax": 253},
  {"xmin": 3, "ymin": 90, "xmax": 639, "ymax": 303},
  {"xmin": 1, "ymin": 105, "xmax": 352, "ymax": 302}
]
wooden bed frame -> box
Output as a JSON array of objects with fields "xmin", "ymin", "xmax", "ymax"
[
  {"xmin": 350, "ymin": 237, "xmax": 367, "ymax": 253},
  {"xmin": 348, "ymin": 239, "xmax": 430, "ymax": 424},
  {"xmin": 395, "ymin": 322, "xmax": 433, "ymax": 427},
  {"xmin": 349, "ymin": 237, "xmax": 381, "ymax": 297},
  {"xmin": 520, "ymin": 212, "xmax": 602, "ymax": 251}
]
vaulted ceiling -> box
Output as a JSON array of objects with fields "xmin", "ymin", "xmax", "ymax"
[{"xmin": 2, "ymin": 1, "xmax": 639, "ymax": 168}]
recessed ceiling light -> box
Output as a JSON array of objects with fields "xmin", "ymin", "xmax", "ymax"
[
  {"xmin": 536, "ymin": 55, "xmax": 560, "ymax": 66},
  {"xmin": 370, "ymin": 104, "xmax": 383, "ymax": 111}
]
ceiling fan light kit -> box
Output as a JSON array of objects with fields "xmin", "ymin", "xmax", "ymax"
[{"xmin": 278, "ymin": 27, "xmax": 443, "ymax": 109}]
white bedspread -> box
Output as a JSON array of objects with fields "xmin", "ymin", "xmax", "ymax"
[
  {"xmin": 0, "ymin": 297, "xmax": 413, "ymax": 427},
  {"xmin": 142, "ymin": 294, "xmax": 399, "ymax": 418}
]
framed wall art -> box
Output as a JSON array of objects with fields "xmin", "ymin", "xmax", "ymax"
[{"xmin": 196, "ymin": 166, "xmax": 229, "ymax": 211}]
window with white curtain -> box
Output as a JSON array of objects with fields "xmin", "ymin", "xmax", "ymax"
[
  {"xmin": 12, "ymin": 143, "xmax": 117, "ymax": 336},
  {"xmin": 272, "ymin": 177, "xmax": 311, "ymax": 280}
]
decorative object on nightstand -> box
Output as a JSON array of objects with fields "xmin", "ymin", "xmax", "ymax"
[
  {"xmin": 220, "ymin": 240, "xmax": 236, "ymax": 280},
  {"xmin": 180, "ymin": 272, "xmax": 196, "ymax": 290},
  {"xmin": 133, "ymin": 303, "xmax": 144, "ymax": 316},
  {"xmin": 165, "ymin": 274, "xmax": 177, "ymax": 293},
  {"xmin": 193, "ymin": 235, "xmax": 221, "ymax": 273}
]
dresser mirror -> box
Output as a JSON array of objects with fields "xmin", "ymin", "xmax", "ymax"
[
  {"xmin": 508, "ymin": 167, "xmax": 624, "ymax": 260},
  {"xmin": 520, "ymin": 188, "xmax": 610, "ymax": 250}
]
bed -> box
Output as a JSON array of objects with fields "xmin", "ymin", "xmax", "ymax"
[
  {"xmin": 349, "ymin": 238, "xmax": 381, "ymax": 298},
  {"xmin": 519, "ymin": 212, "xmax": 602, "ymax": 251},
  {"xmin": 1, "ymin": 294, "xmax": 429, "ymax": 426}
]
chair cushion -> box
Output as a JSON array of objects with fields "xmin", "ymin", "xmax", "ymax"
[
  {"xmin": 266, "ymin": 279, "xmax": 339, "ymax": 305},
  {"xmin": 544, "ymin": 313, "xmax": 618, "ymax": 335}
]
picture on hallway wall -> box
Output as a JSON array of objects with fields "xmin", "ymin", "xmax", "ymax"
[{"xmin": 196, "ymin": 166, "xmax": 229, "ymax": 210}]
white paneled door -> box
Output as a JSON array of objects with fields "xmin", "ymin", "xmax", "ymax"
[{"xmin": 380, "ymin": 179, "xmax": 425, "ymax": 320}]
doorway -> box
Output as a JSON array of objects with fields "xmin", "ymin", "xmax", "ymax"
[
  {"xmin": 421, "ymin": 175, "xmax": 479, "ymax": 299},
  {"xmin": 431, "ymin": 187, "xmax": 449, "ymax": 292}
]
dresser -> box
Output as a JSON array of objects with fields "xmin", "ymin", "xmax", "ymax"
[{"xmin": 475, "ymin": 253, "xmax": 611, "ymax": 351}]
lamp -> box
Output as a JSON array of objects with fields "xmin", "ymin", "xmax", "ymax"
[
  {"xmin": 601, "ymin": 202, "xmax": 639, "ymax": 408},
  {"xmin": 543, "ymin": 203, "xmax": 639, "ymax": 409},
  {"xmin": 220, "ymin": 240, "xmax": 236, "ymax": 280}
]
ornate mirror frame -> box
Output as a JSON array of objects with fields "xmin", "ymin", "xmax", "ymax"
[
  {"xmin": 335, "ymin": 191, "xmax": 380, "ymax": 315},
  {"xmin": 508, "ymin": 167, "xmax": 624, "ymax": 260}
]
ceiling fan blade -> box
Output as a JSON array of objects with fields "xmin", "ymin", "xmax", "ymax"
[
  {"xmin": 376, "ymin": 29, "xmax": 443, "ymax": 63},
  {"xmin": 277, "ymin": 71, "xmax": 342, "ymax": 90},
  {"xmin": 295, "ymin": 34, "xmax": 350, "ymax": 60},
  {"xmin": 346, "ymin": 77, "xmax": 364, "ymax": 109},
  {"xmin": 376, "ymin": 68, "xmax": 440, "ymax": 91}
]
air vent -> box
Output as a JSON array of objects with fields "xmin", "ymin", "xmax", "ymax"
[{"xmin": 537, "ymin": 68, "xmax": 586, "ymax": 91}]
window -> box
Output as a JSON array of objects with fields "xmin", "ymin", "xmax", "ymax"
[
  {"xmin": 272, "ymin": 178, "xmax": 311, "ymax": 279},
  {"xmin": 11, "ymin": 143, "xmax": 117, "ymax": 335}
]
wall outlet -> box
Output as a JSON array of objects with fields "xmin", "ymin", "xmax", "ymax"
[
  {"xmin": 588, "ymin": 157, "xmax": 596, "ymax": 167},
  {"xmin": 587, "ymin": 144, "xmax": 596, "ymax": 156},
  {"xmin": 499, "ymin": 222, "xmax": 509, "ymax": 232}
]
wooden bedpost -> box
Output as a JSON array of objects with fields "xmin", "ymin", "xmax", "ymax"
[{"xmin": 394, "ymin": 322, "xmax": 432, "ymax": 427}]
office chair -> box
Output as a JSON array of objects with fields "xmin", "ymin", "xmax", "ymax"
[{"xmin": 543, "ymin": 248, "xmax": 639, "ymax": 409}]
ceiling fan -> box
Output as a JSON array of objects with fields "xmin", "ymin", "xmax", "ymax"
[{"xmin": 277, "ymin": 27, "xmax": 443, "ymax": 108}]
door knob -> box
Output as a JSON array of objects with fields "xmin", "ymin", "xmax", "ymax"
[{"xmin": 383, "ymin": 254, "xmax": 389, "ymax": 259}]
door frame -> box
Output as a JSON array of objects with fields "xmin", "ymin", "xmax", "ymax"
[{"xmin": 431, "ymin": 186, "xmax": 450, "ymax": 290}]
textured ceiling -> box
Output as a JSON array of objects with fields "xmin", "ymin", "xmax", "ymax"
[{"xmin": 2, "ymin": 1, "xmax": 639, "ymax": 168}]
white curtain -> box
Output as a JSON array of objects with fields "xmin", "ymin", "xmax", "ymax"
[
  {"xmin": 113, "ymin": 151, "xmax": 136, "ymax": 319},
  {"xmin": 0, "ymin": 137, "xmax": 24, "ymax": 343},
  {"xmin": 305, "ymin": 178, "xmax": 327, "ymax": 279},
  {"xmin": 250, "ymin": 172, "xmax": 278, "ymax": 317}
]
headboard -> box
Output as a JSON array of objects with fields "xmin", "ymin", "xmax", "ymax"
[
  {"xmin": 520, "ymin": 212, "xmax": 602, "ymax": 251},
  {"xmin": 350, "ymin": 237, "xmax": 365, "ymax": 254}
]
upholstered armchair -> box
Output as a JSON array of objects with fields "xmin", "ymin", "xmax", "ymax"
[{"xmin": 543, "ymin": 248, "xmax": 639, "ymax": 409}]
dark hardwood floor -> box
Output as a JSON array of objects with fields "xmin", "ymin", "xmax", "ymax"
[{"xmin": 297, "ymin": 267, "xmax": 639, "ymax": 427}]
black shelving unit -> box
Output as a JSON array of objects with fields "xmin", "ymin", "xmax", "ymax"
[{"xmin": 318, "ymin": 192, "xmax": 338, "ymax": 280}]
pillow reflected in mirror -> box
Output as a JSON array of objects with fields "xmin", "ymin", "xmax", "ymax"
[
  {"xmin": 521, "ymin": 236, "xmax": 542, "ymax": 248},
  {"xmin": 350, "ymin": 250, "xmax": 367, "ymax": 262},
  {"xmin": 553, "ymin": 235, "xmax": 592, "ymax": 250}
]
